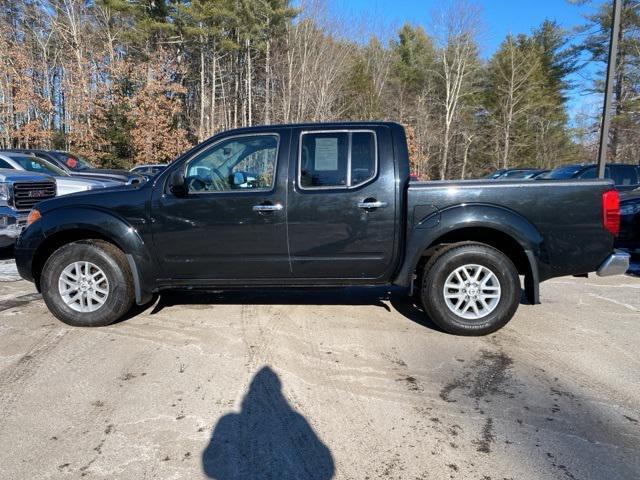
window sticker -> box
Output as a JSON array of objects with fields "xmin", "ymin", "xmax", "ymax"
[{"xmin": 314, "ymin": 137, "xmax": 338, "ymax": 171}]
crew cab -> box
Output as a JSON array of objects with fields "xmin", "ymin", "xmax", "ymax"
[{"xmin": 14, "ymin": 122, "xmax": 629, "ymax": 335}]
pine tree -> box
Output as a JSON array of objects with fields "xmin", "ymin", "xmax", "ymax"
[{"xmin": 577, "ymin": 0, "xmax": 640, "ymax": 162}]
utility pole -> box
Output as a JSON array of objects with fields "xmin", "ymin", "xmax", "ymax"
[{"xmin": 597, "ymin": 0, "xmax": 622, "ymax": 178}]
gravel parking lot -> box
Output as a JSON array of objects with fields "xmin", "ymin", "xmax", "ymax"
[{"xmin": 0, "ymin": 254, "xmax": 639, "ymax": 480}]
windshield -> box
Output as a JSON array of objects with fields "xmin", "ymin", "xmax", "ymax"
[
  {"xmin": 49, "ymin": 151, "xmax": 95, "ymax": 171},
  {"xmin": 542, "ymin": 166, "xmax": 584, "ymax": 179},
  {"xmin": 501, "ymin": 170, "xmax": 535, "ymax": 179},
  {"xmin": 9, "ymin": 155, "xmax": 66, "ymax": 176},
  {"xmin": 485, "ymin": 170, "xmax": 505, "ymax": 179}
]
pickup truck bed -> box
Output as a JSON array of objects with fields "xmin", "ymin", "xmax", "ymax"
[
  {"xmin": 14, "ymin": 122, "xmax": 628, "ymax": 335},
  {"xmin": 401, "ymin": 179, "xmax": 615, "ymax": 288}
]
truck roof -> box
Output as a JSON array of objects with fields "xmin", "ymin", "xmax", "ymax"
[{"xmin": 203, "ymin": 121, "xmax": 404, "ymax": 136}]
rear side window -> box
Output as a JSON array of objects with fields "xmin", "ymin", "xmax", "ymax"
[
  {"xmin": 299, "ymin": 131, "xmax": 377, "ymax": 189},
  {"xmin": 611, "ymin": 165, "xmax": 639, "ymax": 186},
  {"xmin": 0, "ymin": 159, "xmax": 11, "ymax": 168}
]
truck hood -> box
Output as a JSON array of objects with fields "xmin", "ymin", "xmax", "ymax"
[
  {"xmin": 62, "ymin": 176, "xmax": 121, "ymax": 188},
  {"xmin": 33, "ymin": 179, "xmax": 149, "ymax": 214},
  {"xmin": 54, "ymin": 176, "xmax": 122, "ymax": 196},
  {"xmin": 69, "ymin": 170, "xmax": 146, "ymax": 185},
  {"xmin": 0, "ymin": 168, "xmax": 53, "ymax": 183}
]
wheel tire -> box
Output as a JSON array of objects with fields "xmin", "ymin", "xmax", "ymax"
[
  {"xmin": 40, "ymin": 240, "xmax": 135, "ymax": 327},
  {"xmin": 420, "ymin": 243, "xmax": 520, "ymax": 336}
]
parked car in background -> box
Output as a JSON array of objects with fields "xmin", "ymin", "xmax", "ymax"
[
  {"xmin": 486, "ymin": 168, "xmax": 549, "ymax": 180},
  {"xmin": 3, "ymin": 150, "xmax": 145, "ymax": 185},
  {"xmin": 540, "ymin": 163, "xmax": 640, "ymax": 191},
  {"xmin": 617, "ymin": 189, "xmax": 640, "ymax": 254},
  {"xmin": 485, "ymin": 169, "xmax": 507, "ymax": 179},
  {"xmin": 130, "ymin": 164, "xmax": 167, "ymax": 180},
  {"xmin": 15, "ymin": 122, "xmax": 628, "ymax": 335},
  {"xmin": 0, "ymin": 153, "xmax": 121, "ymax": 196},
  {"xmin": 0, "ymin": 169, "xmax": 56, "ymax": 247}
]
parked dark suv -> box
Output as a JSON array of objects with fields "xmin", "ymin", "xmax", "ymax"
[
  {"xmin": 618, "ymin": 189, "xmax": 640, "ymax": 254},
  {"xmin": 541, "ymin": 163, "xmax": 640, "ymax": 191}
]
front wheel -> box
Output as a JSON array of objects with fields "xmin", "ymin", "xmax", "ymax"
[
  {"xmin": 420, "ymin": 243, "xmax": 520, "ymax": 336},
  {"xmin": 40, "ymin": 240, "xmax": 135, "ymax": 327}
]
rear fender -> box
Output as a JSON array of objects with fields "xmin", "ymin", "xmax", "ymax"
[{"xmin": 395, "ymin": 204, "xmax": 544, "ymax": 303}]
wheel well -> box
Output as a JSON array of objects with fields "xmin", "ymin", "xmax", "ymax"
[
  {"xmin": 419, "ymin": 227, "xmax": 530, "ymax": 277},
  {"xmin": 31, "ymin": 229, "xmax": 123, "ymax": 289}
]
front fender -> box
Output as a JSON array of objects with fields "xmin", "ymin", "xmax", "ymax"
[
  {"xmin": 17, "ymin": 206, "xmax": 157, "ymax": 304},
  {"xmin": 394, "ymin": 203, "xmax": 544, "ymax": 296}
]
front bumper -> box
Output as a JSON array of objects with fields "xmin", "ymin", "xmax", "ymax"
[
  {"xmin": 596, "ymin": 250, "xmax": 631, "ymax": 277},
  {"xmin": 0, "ymin": 207, "xmax": 28, "ymax": 248}
]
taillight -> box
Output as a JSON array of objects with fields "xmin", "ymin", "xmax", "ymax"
[{"xmin": 602, "ymin": 189, "xmax": 620, "ymax": 237}]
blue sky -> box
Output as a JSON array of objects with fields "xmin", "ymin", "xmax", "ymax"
[
  {"xmin": 324, "ymin": 0, "xmax": 606, "ymax": 119},
  {"xmin": 327, "ymin": 0, "xmax": 599, "ymax": 58}
]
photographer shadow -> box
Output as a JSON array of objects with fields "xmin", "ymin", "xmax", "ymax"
[{"xmin": 202, "ymin": 366, "xmax": 335, "ymax": 480}]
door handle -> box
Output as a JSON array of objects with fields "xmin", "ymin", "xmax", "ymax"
[
  {"xmin": 252, "ymin": 203, "xmax": 283, "ymax": 212},
  {"xmin": 357, "ymin": 200, "xmax": 388, "ymax": 209}
]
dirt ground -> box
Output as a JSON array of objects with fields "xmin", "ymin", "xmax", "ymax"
[{"xmin": 0, "ymin": 256, "xmax": 639, "ymax": 480}]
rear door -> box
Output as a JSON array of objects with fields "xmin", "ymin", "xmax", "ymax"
[{"xmin": 286, "ymin": 126, "xmax": 398, "ymax": 281}]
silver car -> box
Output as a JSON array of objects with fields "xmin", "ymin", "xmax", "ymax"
[{"xmin": 0, "ymin": 153, "xmax": 121, "ymax": 195}]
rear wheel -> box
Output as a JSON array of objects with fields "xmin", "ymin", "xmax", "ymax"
[
  {"xmin": 40, "ymin": 240, "xmax": 135, "ymax": 327},
  {"xmin": 420, "ymin": 243, "xmax": 520, "ymax": 336}
]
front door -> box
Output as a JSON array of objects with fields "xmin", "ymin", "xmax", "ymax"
[
  {"xmin": 151, "ymin": 131, "xmax": 291, "ymax": 282},
  {"xmin": 286, "ymin": 126, "xmax": 398, "ymax": 281}
]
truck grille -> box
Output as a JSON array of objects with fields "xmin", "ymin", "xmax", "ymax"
[{"xmin": 11, "ymin": 182, "xmax": 56, "ymax": 211}]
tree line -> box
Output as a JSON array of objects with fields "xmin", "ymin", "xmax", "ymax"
[{"xmin": 0, "ymin": 0, "xmax": 638, "ymax": 178}]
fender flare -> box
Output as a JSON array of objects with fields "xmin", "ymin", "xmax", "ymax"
[
  {"xmin": 32, "ymin": 206, "xmax": 157, "ymax": 305},
  {"xmin": 395, "ymin": 204, "xmax": 544, "ymax": 304}
]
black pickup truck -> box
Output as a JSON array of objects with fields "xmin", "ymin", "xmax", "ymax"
[{"xmin": 15, "ymin": 122, "xmax": 629, "ymax": 335}]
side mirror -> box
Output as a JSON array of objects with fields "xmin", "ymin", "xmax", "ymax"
[{"xmin": 168, "ymin": 169, "xmax": 187, "ymax": 197}]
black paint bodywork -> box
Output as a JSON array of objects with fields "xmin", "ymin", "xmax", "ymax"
[
  {"xmin": 14, "ymin": 122, "xmax": 617, "ymax": 305},
  {"xmin": 617, "ymin": 189, "xmax": 640, "ymax": 252}
]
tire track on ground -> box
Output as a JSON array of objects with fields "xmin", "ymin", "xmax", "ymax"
[
  {"xmin": 0, "ymin": 292, "xmax": 42, "ymax": 312},
  {"xmin": 0, "ymin": 327, "xmax": 68, "ymax": 426},
  {"xmin": 294, "ymin": 306, "xmax": 392, "ymax": 476}
]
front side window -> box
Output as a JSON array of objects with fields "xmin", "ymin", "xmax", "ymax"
[
  {"xmin": 545, "ymin": 166, "xmax": 583, "ymax": 179},
  {"xmin": 185, "ymin": 134, "xmax": 278, "ymax": 193},
  {"xmin": 299, "ymin": 131, "xmax": 377, "ymax": 189},
  {"xmin": 577, "ymin": 167, "xmax": 597, "ymax": 179}
]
